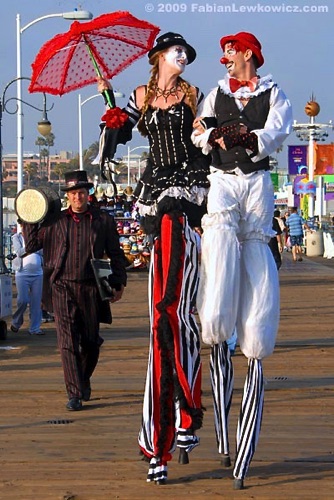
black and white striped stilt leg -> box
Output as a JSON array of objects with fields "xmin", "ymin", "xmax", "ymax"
[
  {"xmin": 176, "ymin": 428, "xmax": 200, "ymax": 464},
  {"xmin": 210, "ymin": 342, "xmax": 234, "ymax": 466},
  {"xmin": 233, "ymin": 358, "xmax": 264, "ymax": 489},
  {"xmin": 147, "ymin": 457, "xmax": 168, "ymax": 484}
]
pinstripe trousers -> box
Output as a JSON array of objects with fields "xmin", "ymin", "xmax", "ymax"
[{"xmin": 52, "ymin": 280, "xmax": 101, "ymax": 399}]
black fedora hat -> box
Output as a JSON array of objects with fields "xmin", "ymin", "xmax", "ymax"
[
  {"xmin": 148, "ymin": 32, "xmax": 196, "ymax": 65},
  {"xmin": 61, "ymin": 170, "xmax": 94, "ymax": 192}
]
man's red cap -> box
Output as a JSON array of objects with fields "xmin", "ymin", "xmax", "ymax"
[{"xmin": 220, "ymin": 32, "xmax": 264, "ymax": 68}]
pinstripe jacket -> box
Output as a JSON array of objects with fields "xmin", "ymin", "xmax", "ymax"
[{"xmin": 22, "ymin": 207, "xmax": 127, "ymax": 323}]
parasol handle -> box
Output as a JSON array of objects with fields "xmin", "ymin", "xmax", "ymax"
[
  {"xmin": 84, "ymin": 37, "xmax": 115, "ymax": 109},
  {"xmin": 102, "ymin": 89, "xmax": 115, "ymax": 109}
]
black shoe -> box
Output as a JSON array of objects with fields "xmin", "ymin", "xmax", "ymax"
[
  {"xmin": 233, "ymin": 478, "xmax": 244, "ymax": 490},
  {"xmin": 10, "ymin": 325, "xmax": 19, "ymax": 333},
  {"xmin": 178, "ymin": 448, "xmax": 189, "ymax": 464},
  {"xmin": 42, "ymin": 311, "xmax": 54, "ymax": 323},
  {"xmin": 81, "ymin": 381, "xmax": 91, "ymax": 402},
  {"xmin": 66, "ymin": 397, "xmax": 82, "ymax": 411},
  {"xmin": 221, "ymin": 454, "xmax": 232, "ymax": 467}
]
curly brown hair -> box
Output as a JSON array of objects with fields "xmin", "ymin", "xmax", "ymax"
[{"xmin": 137, "ymin": 50, "xmax": 197, "ymax": 136}]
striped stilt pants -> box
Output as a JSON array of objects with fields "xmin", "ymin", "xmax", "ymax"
[
  {"xmin": 211, "ymin": 349, "xmax": 264, "ymax": 480},
  {"xmin": 138, "ymin": 213, "xmax": 203, "ymax": 482},
  {"xmin": 234, "ymin": 358, "xmax": 264, "ymax": 480},
  {"xmin": 210, "ymin": 342, "xmax": 234, "ymax": 456}
]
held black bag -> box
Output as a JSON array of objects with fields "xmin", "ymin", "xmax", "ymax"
[{"xmin": 90, "ymin": 258, "xmax": 115, "ymax": 301}]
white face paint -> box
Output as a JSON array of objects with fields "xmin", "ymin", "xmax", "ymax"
[{"xmin": 164, "ymin": 45, "xmax": 188, "ymax": 72}]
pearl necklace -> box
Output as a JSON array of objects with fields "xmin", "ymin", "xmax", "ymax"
[{"xmin": 154, "ymin": 83, "xmax": 180, "ymax": 103}]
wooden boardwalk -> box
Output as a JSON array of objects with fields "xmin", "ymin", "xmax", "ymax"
[{"xmin": 0, "ymin": 252, "xmax": 333, "ymax": 499}]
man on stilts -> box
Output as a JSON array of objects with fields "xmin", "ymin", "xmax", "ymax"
[{"xmin": 192, "ymin": 32, "xmax": 292, "ymax": 489}]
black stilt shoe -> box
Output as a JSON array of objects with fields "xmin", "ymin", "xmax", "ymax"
[
  {"xmin": 178, "ymin": 448, "xmax": 189, "ymax": 464},
  {"xmin": 221, "ymin": 454, "xmax": 231, "ymax": 467},
  {"xmin": 233, "ymin": 478, "xmax": 244, "ymax": 490}
]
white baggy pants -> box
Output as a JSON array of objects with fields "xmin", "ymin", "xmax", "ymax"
[{"xmin": 197, "ymin": 168, "xmax": 279, "ymax": 360}]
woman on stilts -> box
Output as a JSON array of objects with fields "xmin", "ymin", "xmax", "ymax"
[{"xmin": 97, "ymin": 32, "xmax": 211, "ymax": 484}]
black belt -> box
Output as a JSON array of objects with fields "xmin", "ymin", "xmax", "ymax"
[
  {"xmin": 221, "ymin": 168, "xmax": 270, "ymax": 175},
  {"xmin": 215, "ymin": 165, "xmax": 270, "ymax": 175}
]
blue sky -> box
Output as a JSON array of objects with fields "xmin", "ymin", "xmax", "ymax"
[{"xmin": 1, "ymin": 0, "xmax": 333, "ymax": 166}]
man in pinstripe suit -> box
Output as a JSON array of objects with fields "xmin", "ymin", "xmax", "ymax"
[{"xmin": 23, "ymin": 170, "xmax": 127, "ymax": 411}]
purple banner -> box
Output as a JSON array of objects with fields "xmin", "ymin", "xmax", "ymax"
[{"xmin": 288, "ymin": 145, "xmax": 308, "ymax": 175}]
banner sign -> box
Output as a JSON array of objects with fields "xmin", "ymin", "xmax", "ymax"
[
  {"xmin": 325, "ymin": 183, "xmax": 334, "ymax": 193},
  {"xmin": 270, "ymin": 173, "xmax": 279, "ymax": 191},
  {"xmin": 314, "ymin": 144, "xmax": 334, "ymax": 175},
  {"xmin": 274, "ymin": 197, "xmax": 288, "ymax": 206},
  {"xmin": 288, "ymin": 145, "xmax": 308, "ymax": 175},
  {"xmin": 324, "ymin": 174, "xmax": 334, "ymax": 200},
  {"xmin": 293, "ymin": 175, "xmax": 316, "ymax": 195}
]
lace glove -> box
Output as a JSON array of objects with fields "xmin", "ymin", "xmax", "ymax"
[
  {"xmin": 208, "ymin": 126, "xmax": 259, "ymax": 154},
  {"xmin": 208, "ymin": 123, "xmax": 240, "ymax": 149},
  {"xmin": 238, "ymin": 132, "xmax": 259, "ymax": 154}
]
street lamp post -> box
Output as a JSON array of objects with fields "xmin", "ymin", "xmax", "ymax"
[
  {"xmin": 293, "ymin": 108, "xmax": 333, "ymax": 218},
  {"xmin": 16, "ymin": 9, "xmax": 93, "ymax": 191},
  {"xmin": 78, "ymin": 91, "xmax": 125, "ymax": 170},
  {"xmin": 0, "ymin": 78, "xmax": 54, "ymax": 273},
  {"xmin": 0, "ymin": 99, "xmax": 7, "ymax": 274},
  {"xmin": 127, "ymin": 146, "xmax": 149, "ymax": 186}
]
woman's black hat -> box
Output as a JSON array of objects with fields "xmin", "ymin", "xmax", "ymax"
[{"xmin": 148, "ymin": 32, "xmax": 196, "ymax": 65}]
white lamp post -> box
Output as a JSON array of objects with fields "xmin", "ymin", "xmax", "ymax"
[
  {"xmin": 16, "ymin": 9, "xmax": 93, "ymax": 192},
  {"xmin": 1, "ymin": 78, "xmax": 53, "ymax": 274},
  {"xmin": 293, "ymin": 115, "xmax": 333, "ymax": 218},
  {"xmin": 78, "ymin": 91, "xmax": 125, "ymax": 170},
  {"xmin": 127, "ymin": 146, "xmax": 150, "ymax": 185}
]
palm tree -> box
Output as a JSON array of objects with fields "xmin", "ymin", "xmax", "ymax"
[
  {"xmin": 82, "ymin": 141, "xmax": 102, "ymax": 181},
  {"xmin": 43, "ymin": 133, "xmax": 55, "ymax": 181},
  {"xmin": 40, "ymin": 148, "xmax": 49, "ymax": 180},
  {"xmin": 84, "ymin": 141, "xmax": 100, "ymax": 166},
  {"xmin": 35, "ymin": 136, "xmax": 46, "ymax": 178},
  {"xmin": 67, "ymin": 157, "xmax": 80, "ymax": 171},
  {"xmin": 53, "ymin": 162, "xmax": 68, "ymax": 195},
  {"xmin": 24, "ymin": 162, "xmax": 38, "ymax": 186}
]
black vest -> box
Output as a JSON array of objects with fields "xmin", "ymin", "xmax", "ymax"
[{"xmin": 211, "ymin": 88, "xmax": 272, "ymax": 174}]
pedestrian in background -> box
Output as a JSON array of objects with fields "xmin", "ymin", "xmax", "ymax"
[
  {"xmin": 281, "ymin": 210, "xmax": 290, "ymax": 250},
  {"xmin": 269, "ymin": 211, "xmax": 284, "ymax": 270},
  {"xmin": 11, "ymin": 222, "xmax": 44, "ymax": 335},
  {"xmin": 286, "ymin": 206, "xmax": 310, "ymax": 262}
]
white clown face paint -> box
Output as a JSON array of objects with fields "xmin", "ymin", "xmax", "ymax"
[{"xmin": 163, "ymin": 45, "xmax": 188, "ymax": 73}]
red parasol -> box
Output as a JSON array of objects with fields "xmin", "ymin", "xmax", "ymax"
[{"xmin": 28, "ymin": 11, "xmax": 160, "ymax": 98}]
